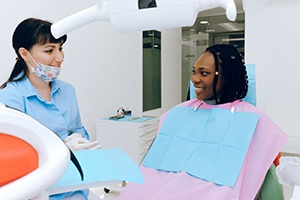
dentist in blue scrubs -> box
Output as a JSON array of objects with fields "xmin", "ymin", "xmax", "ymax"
[{"xmin": 0, "ymin": 18, "xmax": 98, "ymax": 200}]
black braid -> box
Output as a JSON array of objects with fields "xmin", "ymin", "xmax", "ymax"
[
  {"xmin": 208, "ymin": 49, "xmax": 221, "ymax": 104},
  {"xmin": 205, "ymin": 44, "xmax": 248, "ymax": 104}
]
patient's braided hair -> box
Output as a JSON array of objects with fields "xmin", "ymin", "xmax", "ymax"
[{"xmin": 205, "ymin": 44, "xmax": 248, "ymax": 104}]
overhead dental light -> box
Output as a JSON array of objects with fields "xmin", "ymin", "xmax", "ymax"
[{"xmin": 51, "ymin": 0, "xmax": 237, "ymax": 38}]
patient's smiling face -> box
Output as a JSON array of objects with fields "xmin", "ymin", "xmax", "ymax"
[{"xmin": 191, "ymin": 52, "xmax": 223, "ymax": 101}]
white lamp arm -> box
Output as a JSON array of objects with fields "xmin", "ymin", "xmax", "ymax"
[
  {"xmin": 51, "ymin": 0, "xmax": 237, "ymax": 38},
  {"xmin": 51, "ymin": 5, "xmax": 108, "ymax": 39}
]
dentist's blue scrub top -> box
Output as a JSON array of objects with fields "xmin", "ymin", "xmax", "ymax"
[
  {"xmin": 0, "ymin": 77, "xmax": 89, "ymax": 199},
  {"xmin": 0, "ymin": 77, "xmax": 89, "ymax": 140}
]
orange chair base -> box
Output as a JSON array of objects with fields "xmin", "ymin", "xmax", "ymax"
[{"xmin": 273, "ymin": 153, "xmax": 281, "ymax": 167}]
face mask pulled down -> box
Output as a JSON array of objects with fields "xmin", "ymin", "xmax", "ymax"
[{"xmin": 28, "ymin": 53, "xmax": 61, "ymax": 82}]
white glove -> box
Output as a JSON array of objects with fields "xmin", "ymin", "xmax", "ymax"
[{"xmin": 64, "ymin": 133, "xmax": 101, "ymax": 151}]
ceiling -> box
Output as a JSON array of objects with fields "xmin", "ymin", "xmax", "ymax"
[{"xmin": 182, "ymin": 0, "xmax": 245, "ymax": 34}]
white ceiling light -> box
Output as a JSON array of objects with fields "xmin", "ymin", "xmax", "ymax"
[
  {"xmin": 218, "ymin": 22, "xmax": 244, "ymax": 31},
  {"xmin": 222, "ymin": 38, "xmax": 244, "ymax": 42}
]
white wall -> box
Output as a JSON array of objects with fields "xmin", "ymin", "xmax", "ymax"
[
  {"xmin": 0, "ymin": 0, "xmax": 182, "ymax": 140},
  {"xmin": 244, "ymin": 0, "xmax": 300, "ymax": 153}
]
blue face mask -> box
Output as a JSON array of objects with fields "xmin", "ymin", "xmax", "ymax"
[{"xmin": 28, "ymin": 53, "xmax": 61, "ymax": 82}]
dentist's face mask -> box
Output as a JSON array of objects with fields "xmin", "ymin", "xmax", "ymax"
[{"xmin": 28, "ymin": 52, "xmax": 61, "ymax": 82}]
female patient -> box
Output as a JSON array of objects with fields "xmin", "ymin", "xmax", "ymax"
[
  {"xmin": 117, "ymin": 44, "xmax": 287, "ymax": 200},
  {"xmin": 0, "ymin": 18, "xmax": 98, "ymax": 199}
]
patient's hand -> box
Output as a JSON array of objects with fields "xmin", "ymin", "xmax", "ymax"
[{"xmin": 64, "ymin": 133, "xmax": 101, "ymax": 151}]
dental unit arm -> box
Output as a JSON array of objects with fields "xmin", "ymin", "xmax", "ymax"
[{"xmin": 51, "ymin": 0, "xmax": 237, "ymax": 38}]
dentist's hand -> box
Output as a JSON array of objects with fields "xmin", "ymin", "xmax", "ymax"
[{"xmin": 64, "ymin": 133, "xmax": 101, "ymax": 151}]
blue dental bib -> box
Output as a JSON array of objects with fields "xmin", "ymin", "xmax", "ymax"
[{"xmin": 142, "ymin": 106, "xmax": 259, "ymax": 187}]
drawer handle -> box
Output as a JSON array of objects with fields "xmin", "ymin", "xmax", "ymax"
[
  {"xmin": 142, "ymin": 120, "xmax": 159, "ymax": 128},
  {"xmin": 143, "ymin": 127, "xmax": 158, "ymax": 134},
  {"xmin": 143, "ymin": 146, "xmax": 150, "ymax": 151},
  {"xmin": 143, "ymin": 135, "xmax": 156, "ymax": 143}
]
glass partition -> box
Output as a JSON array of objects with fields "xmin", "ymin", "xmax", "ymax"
[{"xmin": 143, "ymin": 30, "xmax": 161, "ymax": 111}]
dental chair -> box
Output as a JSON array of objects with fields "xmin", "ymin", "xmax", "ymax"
[
  {"xmin": 0, "ymin": 103, "xmax": 69, "ymax": 199},
  {"xmin": 186, "ymin": 63, "xmax": 284, "ymax": 200},
  {"xmin": 0, "ymin": 103, "xmax": 143, "ymax": 200}
]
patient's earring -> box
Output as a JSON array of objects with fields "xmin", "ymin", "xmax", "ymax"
[{"xmin": 215, "ymin": 71, "xmax": 219, "ymax": 75}]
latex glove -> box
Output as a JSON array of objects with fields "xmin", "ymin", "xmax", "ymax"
[{"xmin": 64, "ymin": 133, "xmax": 101, "ymax": 151}]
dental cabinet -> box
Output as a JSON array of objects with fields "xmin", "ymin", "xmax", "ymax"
[{"xmin": 96, "ymin": 116, "xmax": 159, "ymax": 165}]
